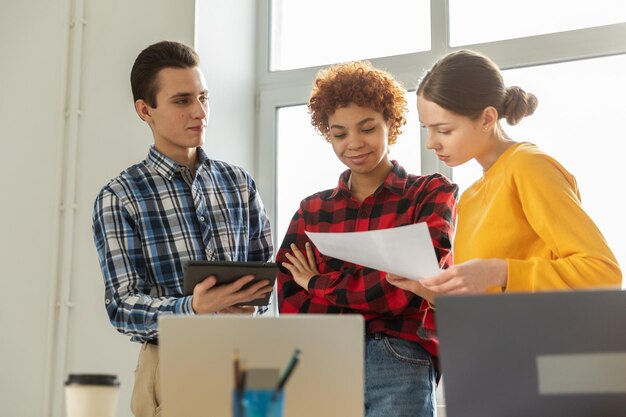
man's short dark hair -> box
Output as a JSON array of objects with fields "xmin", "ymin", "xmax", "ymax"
[{"xmin": 130, "ymin": 40, "xmax": 199, "ymax": 108}]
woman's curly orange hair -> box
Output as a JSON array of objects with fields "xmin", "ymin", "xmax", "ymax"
[{"xmin": 308, "ymin": 61, "xmax": 407, "ymax": 144}]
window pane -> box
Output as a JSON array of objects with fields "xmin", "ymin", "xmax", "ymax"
[
  {"xmin": 449, "ymin": 0, "xmax": 626, "ymax": 46},
  {"xmin": 276, "ymin": 94, "xmax": 420, "ymax": 245},
  {"xmin": 270, "ymin": 0, "xmax": 430, "ymax": 71},
  {"xmin": 451, "ymin": 54, "xmax": 626, "ymax": 285},
  {"xmin": 276, "ymin": 105, "xmax": 345, "ymax": 244}
]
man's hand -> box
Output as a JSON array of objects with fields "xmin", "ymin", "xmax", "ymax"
[
  {"xmin": 191, "ymin": 274, "xmax": 273, "ymax": 314},
  {"xmin": 217, "ymin": 305, "xmax": 256, "ymax": 315}
]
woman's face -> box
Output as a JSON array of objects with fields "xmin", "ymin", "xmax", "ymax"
[
  {"xmin": 327, "ymin": 103, "xmax": 392, "ymax": 177},
  {"xmin": 417, "ymin": 94, "xmax": 485, "ymax": 167}
]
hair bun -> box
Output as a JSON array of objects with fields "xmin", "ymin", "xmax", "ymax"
[{"xmin": 503, "ymin": 86, "xmax": 538, "ymax": 125}]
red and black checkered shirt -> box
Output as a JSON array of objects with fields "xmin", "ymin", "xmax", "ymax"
[{"xmin": 277, "ymin": 161, "xmax": 458, "ymax": 358}]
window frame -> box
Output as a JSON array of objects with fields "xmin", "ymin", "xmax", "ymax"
[{"xmin": 255, "ymin": 0, "xmax": 626, "ymax": 234}]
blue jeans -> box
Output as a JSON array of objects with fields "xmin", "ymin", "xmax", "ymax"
[{"xmin": 365, "ymin": 334, "xmax": 437, "ymax": 417}]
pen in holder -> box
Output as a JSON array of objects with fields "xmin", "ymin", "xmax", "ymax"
[
  {"xmin": 232, "ymin": 348, "xmax": 301, "ymax": 417},
  {"xmin": 232, "ymin": 388, "xmax": 284, "ymax": 417}
]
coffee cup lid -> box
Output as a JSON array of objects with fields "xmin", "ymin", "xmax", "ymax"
[{"xmin": 65, "ymin": 374, "xmax": 120, "ymax": 387}]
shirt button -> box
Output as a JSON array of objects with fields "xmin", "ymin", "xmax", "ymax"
[
  {"xmin": 105, "ymin": 299, "xmax": 110, "ymax": 305},
  {"xmin": 199, "ymin": 216, "xmax": 205, "ymax": 222}
]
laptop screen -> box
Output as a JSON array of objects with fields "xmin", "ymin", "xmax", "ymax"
[
  {"xmin": 436, "ymin": 290, "xmax": 626, "ymax": 417},
  {"xmin": 159, "ymin": 315, "xmax": 364, "ymax": 417}
]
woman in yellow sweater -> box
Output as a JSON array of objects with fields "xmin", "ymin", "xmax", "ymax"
[{"xmin": 388, "ymin": 49, "xmax": 621, "ymax": 298}]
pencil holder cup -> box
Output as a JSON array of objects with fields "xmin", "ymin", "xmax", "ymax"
[{"xmin": 232, "ymin": 389, "xmax": 284, "ymax": 417}]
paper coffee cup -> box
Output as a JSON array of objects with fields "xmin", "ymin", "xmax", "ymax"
[{"xmin": 65, "ymin": 374, "xmax": 120, "ymax": 417}]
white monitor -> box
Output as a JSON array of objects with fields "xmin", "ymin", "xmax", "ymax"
[
  {"xmin": 436, "ymin": 290, "xmax": 626, "ymax": 417},
  {"xmin": 159, "ymin": 315, "xmax": 364, "ymax": 417}
]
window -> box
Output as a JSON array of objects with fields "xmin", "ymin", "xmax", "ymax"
[
  {"xmin": 257, "ymin": 0, "xmax": 626, "ymax": 410},
  {"xmin": 269, "ymin": 0, "xmax": 430, "ymax": 71},
  {"xmin": 449, "ymin": 0, "xmax": 626, "ymax": 46}
]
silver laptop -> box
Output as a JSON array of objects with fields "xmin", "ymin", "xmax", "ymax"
[
  {"xmin": 436, "ymin": 290, "xmax": 626, "ymax": 417},
  {"xmin": 159, "ymin": 315, "xmax": 364, "ymax": 417}
]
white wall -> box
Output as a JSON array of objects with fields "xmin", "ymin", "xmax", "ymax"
[
  {"xmin": 0, "ymin": 1, "xmax": 257, "ymax": 416},
  {"xmin": 0, "ymin": 1, "xmax": 67, "ymax": 416}
]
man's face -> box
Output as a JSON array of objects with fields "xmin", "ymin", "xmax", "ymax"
[{"xmin": 137, "ymin": 66, "xmax": 209, "ymax": 159}]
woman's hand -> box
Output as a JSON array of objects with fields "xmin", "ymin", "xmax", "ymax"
[
  {"xmin": 386, "ymin": 273, "xmax": 436, "ymax": 303},
  {"xmin": 282, "ymin": 242, "xmax": 320, "ymax": 289},
  {"xmin": 420, "ymin": 259, "xmax": 508, "ymax": 295}
]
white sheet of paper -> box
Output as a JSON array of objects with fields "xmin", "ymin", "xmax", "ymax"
[{"xmin": 305, "ymin": 222, "xmax": 440, "ymax": 280}]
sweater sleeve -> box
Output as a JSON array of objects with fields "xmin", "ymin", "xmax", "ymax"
[{"xmin": 505, "ymin": 152, "xmax": 621, "ymax": 291}]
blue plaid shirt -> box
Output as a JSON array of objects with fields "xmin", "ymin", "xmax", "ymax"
[{"xmin": 92, "ymin": 146, "xmax": 273, "ymax": 342}]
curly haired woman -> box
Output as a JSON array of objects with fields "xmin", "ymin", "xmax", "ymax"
[{"xmin": 275, "ymin": 61, "xmax": 458, "ymax": 417}]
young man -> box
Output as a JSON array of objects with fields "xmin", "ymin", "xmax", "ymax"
[{"xmin": 92, "ymin": 40, "xmax": 274, "ymax": 417}]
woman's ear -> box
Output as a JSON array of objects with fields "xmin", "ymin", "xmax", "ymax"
[
  {"xmin": 386, "ymin": 119, "xmax": 394, "ymax": 144},
  {"xmin": 134, "ymin": 99, "xmax": 152, "ymax": 122},
  {"xmin": 481, "ymin": 106, "xmax": 498, "ymax": 131}
]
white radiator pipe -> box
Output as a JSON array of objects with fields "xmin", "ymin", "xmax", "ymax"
[{"xmin": 43, "ymin": 0, "xmax": 87, "ymax": 415}]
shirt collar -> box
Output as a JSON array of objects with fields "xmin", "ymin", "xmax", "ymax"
[
  {"xmin": 145, "ymin": 146, "xmax": 210, "ymax": 180},
  {"xmin": 327, "ymin": 160, "xmax": 408, "ymax": 199}
]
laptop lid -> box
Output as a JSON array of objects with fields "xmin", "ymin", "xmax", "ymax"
[
  {"xmin": 436, "ymin": 290, "xmax": 626, "ymax": 417},
  {"xmin": 159, "ymin": 315, "xmax": 364, "ymax": 417}
]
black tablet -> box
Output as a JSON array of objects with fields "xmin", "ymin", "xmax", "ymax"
[{"xmin": 182, "ymin": 260, "xmax": 278, "ymax": 306}]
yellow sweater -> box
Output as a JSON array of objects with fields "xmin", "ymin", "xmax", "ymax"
[{"xmin": 455, "ymin": 142, "xmax": 621, "ymax": 292}]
